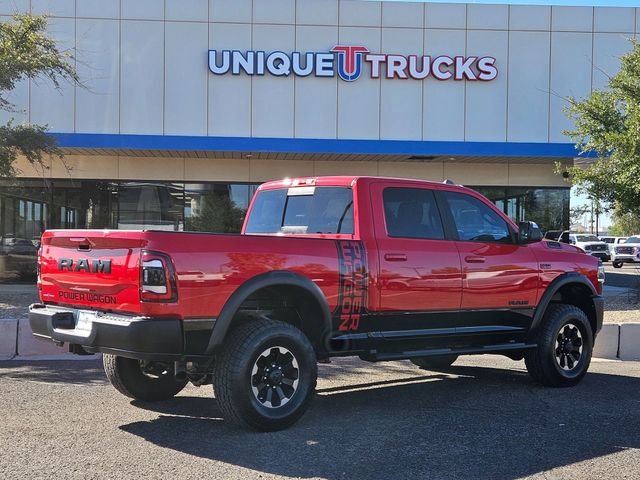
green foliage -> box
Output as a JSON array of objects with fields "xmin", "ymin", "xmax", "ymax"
[
  {"xmin": 609, "ymin": 208, "xmax": 640, "ymax": 236},
  {"xmin": 563, "ymin": 38, "xmax": 640, "ymax": 215},
  {"xmin": 0, "ymin": 14, "xmax": 78, "ymax": 177}
]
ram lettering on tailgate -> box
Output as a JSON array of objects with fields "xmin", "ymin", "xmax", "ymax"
[{"xmin": 57, "ymin": 257, "xmax": 112, "ymax": 274}]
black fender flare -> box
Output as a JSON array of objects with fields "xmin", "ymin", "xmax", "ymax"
[
  {"xmin": 205, "ymin": 270, "xmax": 332, "ymax": 355},
  {"xmin": 528, "ymin": 272, "xmax": 598, "ymax": 339}
]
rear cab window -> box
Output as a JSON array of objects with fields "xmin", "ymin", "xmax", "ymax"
[
  {"xmin": 245, "ymin": 186, "xmax": 354, "ymax": 235},
  {"xmin": 382, "ymin": 187, "xmax": 444, "ymax": 240}
]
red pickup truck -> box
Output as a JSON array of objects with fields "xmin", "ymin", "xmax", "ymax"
[{"xmin": 30, "ymin": 176, "xmax": 604, "ymax": 431}]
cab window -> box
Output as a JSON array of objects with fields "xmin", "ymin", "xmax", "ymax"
[
  {"xmin": 245, "ymin": 186, "xmax": 354, "ymax": 234},
  {"xmin": 382, "ymin": 187, "xmax": 444, "ymax": 240},
  {"xmin": 443, "ymin": 191, "xmax": 511, "ymax": 243}
]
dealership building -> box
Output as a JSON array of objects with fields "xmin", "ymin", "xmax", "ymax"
[{"xmin": 0, "ymin": 0, "xmax": 638, "ymax": 278}]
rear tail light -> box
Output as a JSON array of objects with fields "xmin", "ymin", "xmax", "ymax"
[
  {"xmin": 140, "ymin": 250, "xmax": 177, "ymax": 302},
  {"xmin": 36, "ymin": 247, "xmax": 42, "ymax": 289}
]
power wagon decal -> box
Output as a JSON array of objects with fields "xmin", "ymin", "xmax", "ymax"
[{"xmin": 335, "ymin": 241, "xmax": 367, "ymax": 332}]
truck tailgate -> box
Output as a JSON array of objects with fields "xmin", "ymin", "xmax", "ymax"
[{"xmin": 38, "ymin": 230, "xmax": 145, "ymax": 314}]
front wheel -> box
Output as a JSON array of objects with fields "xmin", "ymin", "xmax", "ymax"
[
  {"xmin": 213, "ymin": 318, "xmax": 317, "ymax": 431},
  {"xmin": 613, "ymin": 260, "xmax": 623, "ymax": 268},
  {"xmin": 411, "ymin": 355, "xmax": 458, "ymax": 370},
  {"xmin": 103, "ymin": 354, "xmax": 188, "ymax": 401},
  {"xmin": 525, "ymin": 304, "xmax": 593, "ymax": 387}
]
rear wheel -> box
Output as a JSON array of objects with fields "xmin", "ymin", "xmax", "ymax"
[
  {"xmin": 525, "ymin": 304, "xmax": 593, "ymax": 387},
  {"xmin": 103, "ymin": 354, "xmax": 188, "ymax": 401},
  {"xmin": 411, "ymin": 355, "xmax": 458, "ymax": 370},
  {"xmin": 613, "ymin": 260, "xmax": 623, "ymax": 268},
  {"xmin": 213, "ymin": 318, "xmax": 317, "ymax": 431}
]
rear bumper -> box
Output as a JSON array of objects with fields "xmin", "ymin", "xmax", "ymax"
[{"xmin": 28, "ymin": 304, "xmax": 213, "ymax": 361}]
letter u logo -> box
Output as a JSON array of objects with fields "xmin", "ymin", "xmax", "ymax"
[{"xmin": 331, "ymin": 45, "xmax": 369, "ymax": 82}]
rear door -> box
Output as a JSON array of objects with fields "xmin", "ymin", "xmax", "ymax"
[
  {"xmin": 438, "ymin": 190, "xmax": 539, "ymax": 338},
  {"xmin": 371, "ymin": 183, "xmax": 462, "ymax": 334}
]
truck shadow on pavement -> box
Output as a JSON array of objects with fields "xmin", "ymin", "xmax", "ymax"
[{"xmin": 121, "ymin": 362, "xmax": 640, "ymax": 480}]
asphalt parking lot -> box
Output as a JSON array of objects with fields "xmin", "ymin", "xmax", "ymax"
[
  {"xmin": 604, "ymin": 263, "xmax": 640, "ymax": 290},
  {"xmin": 1, "ymin": 355, "xmax": 639, "ymax": 480}
]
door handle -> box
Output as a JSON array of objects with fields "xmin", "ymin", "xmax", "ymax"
[
  {"xmin": 465, "ymin": 255, "xmax": 486, "ymax": 263},
  {"xmin": 384, "ymin": 253, "xmax": 407, "ymax": 262}
]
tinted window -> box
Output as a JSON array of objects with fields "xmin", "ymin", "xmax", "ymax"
[
  {"xmin": 245, "ymin": 187, "xmax": 353, "ymax": 234},
  {"xmin": 626, "ymin": 237, "xmax": 640, "ymax": 244},
  {"xmin": 443, "ymin": 191, "xmax": 511, "ymax": 243},
  {"xmin": 383, "ymin": 188, "xmax": 444, "ymax": 240}
]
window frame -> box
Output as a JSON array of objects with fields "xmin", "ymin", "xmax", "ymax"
[{"xmin": 381, "ymin": 186, "xmax": 446, "ymax": 241}]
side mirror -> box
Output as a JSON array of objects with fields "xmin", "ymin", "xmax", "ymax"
[{"xmin": 518, "ymin": 221, "xmax": 543, "ymax": 244}]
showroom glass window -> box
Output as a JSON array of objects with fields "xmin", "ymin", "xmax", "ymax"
[{"xmin": 471, "ymin": 186, "xmax": 570, "ymax": 233}]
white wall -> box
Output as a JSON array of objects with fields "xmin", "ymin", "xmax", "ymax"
[{"xmin": 0, "ymin": 1, "xmax": 637, "ymax": 144}]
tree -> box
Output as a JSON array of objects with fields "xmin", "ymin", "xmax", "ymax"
[
  {"xmin": 563, "ymin": 38, "xmax": 640, "ymax": 215},
  {"xmin": 609, "ymin": 208, "xmax": 640, "ymax": 236},
  {"xmin": 0, "ymin": 14, "xmax": 78, "ymax": 177},
  {"xmin": 570, "ymin": 204, "xmax": 590, "ymax": 227}
]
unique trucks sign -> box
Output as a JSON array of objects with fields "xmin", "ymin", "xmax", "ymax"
[{"xmin": 208, "ymin": 45, "xmax": 498, "ymax": 82}]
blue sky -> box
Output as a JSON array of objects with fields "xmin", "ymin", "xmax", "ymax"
[{"xmin": 381, "ymin": 0, "xmax": 640, "ymax": 6}]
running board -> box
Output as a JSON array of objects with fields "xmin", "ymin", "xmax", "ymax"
[{"xmin": 360, "ymin": 342, "xmax": 537, "ymax": 362}]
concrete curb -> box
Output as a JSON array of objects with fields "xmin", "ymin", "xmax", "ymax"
[
  {"xmin": 3, "ymin": 317, "xmax": 640, "ymax": 362},
  {"xmin": 0, "ymin": 319, "xmax": 18, "ymax": 360},
  {"xmin": 16, "ymin": 318, "xmax": 71, "ymax": 357},
  {"xmin": 593, "ymin": 323, "xmax": 620, "ymax": 360},
  {"xmin": 619, "ymin": 324, "xmax": 640, "ymax": 361}
]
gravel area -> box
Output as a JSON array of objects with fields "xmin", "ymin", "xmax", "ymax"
[
  {"xmin": 0, "ymin": 285, "xmax": 37, "ymax": 319},
  {"xmin": 603, "ymin": 293, "xmax": 640, "ymax": 323}
]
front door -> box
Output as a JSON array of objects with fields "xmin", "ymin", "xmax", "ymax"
[{"xmin": 439, "ymin": 190, "xmax": 539, "ymax": 339}]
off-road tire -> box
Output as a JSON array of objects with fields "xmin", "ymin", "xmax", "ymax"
[
  {"xmin": 103, "ymin": 354, "xmax": 188, "ymax": 401},
  {"xmin": 213, "ymin": 318, "xmax": 317, "ymax": 431},
  {"xmin": 525, "ymin": 304, "xmax": 593, "ymax": 387},
  {"xmin": 613, "ymin": 260, "xmax": 623, "ymax": 268},
  {"xmin": 411, "ymin": 355, "xmax": 458, "ymax": 370}
]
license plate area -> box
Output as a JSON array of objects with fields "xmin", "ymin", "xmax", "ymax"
[{"xmin": 51, "ymin": 310, "xmax": 93, "ymax": 338}]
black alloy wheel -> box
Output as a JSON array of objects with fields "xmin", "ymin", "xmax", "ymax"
[
  {"xmin": 251, "ymin": 346, "xmax": 300, "ymax": 408},
  {"xmin": 554, "ymin": 323, "xmax": 583, "ymax": 372}
]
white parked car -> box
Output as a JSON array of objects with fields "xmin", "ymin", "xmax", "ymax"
[
  {"xmin": 611, "ymin": 235, "xmax": 640, "ymax": 268},
  {"xmin": 559, "ymin": 232, "xmax": 610, "ymax": 261},
  {"xmin": 601, "ymin": 236, "xmax": 628, "ymax": 257}
]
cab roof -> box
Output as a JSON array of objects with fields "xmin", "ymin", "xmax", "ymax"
[{"xmin": 258, "ymin": 176, "xmax": 469, "ymax": 191}]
